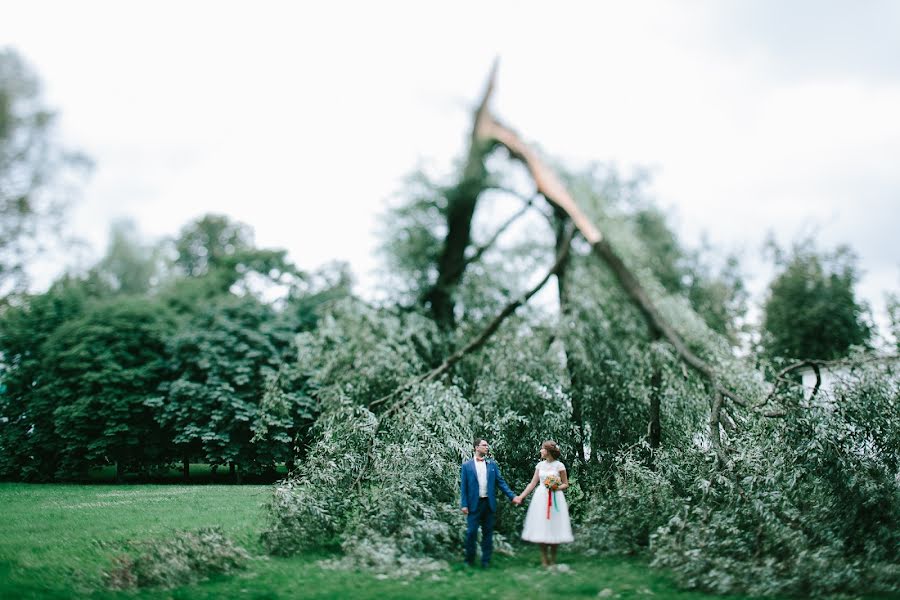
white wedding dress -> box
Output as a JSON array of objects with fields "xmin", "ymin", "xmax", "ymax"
[{"xmin": 521, "ymin": 460, "xmax": 574, "ymax": 544}]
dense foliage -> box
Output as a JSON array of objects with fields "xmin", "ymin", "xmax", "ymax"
[
  {"xmin": 258, "ymin": 162, "xmax": 897, "ymax": 600},
  {"xmin": 0, "ymin": 214, "xmax": 346, "ymax": 481},
  {"xmin": 762, "ymin": 240, "xmax": 872, "ymax": 361},
  {"xmin": 38, "ymin": 297, "xmax": 175, "ymax": 479},
  {"xmin": 1, "ymin": 54, "xmax": 896, "ymax": 597},
  {"xmin": 576, "ymin": 364, "xmax": 900, "ymax": 597}
]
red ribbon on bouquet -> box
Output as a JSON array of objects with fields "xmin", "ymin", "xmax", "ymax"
[{"xmin": 546, "ymin": 488, "xmax": 561, "ymax": 519}]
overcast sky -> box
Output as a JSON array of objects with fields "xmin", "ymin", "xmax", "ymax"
[{"xmin": 3, "ymin": 1, "xmax": 899, "ymax": 338}]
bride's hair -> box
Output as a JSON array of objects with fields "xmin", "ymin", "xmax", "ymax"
[{"xmin": 541, "ymin": 440, "xmax": 561, "ymax": 460}]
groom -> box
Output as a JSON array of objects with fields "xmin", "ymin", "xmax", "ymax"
[{"xmin": 460, "ymin": 438, "xmax": 520, "ymax": 567}]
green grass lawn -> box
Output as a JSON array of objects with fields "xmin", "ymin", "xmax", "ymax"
[{"xmin": 0, "ymin": 484, "xmax": 795, "ymax": 599}]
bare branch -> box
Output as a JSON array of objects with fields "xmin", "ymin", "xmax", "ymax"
[
  {"xmin": 483, "ymin": 186, "xmax": 535, "ymax": 204},
  {"xmin": 709, "ymin": 388, "xmax": 729, "ymax": 467},
  {"xmin": 458, "ymin": 194, "xmax": 536, "ymax": 274},
  {"xmin": 485, "ymin": 186, "xmax": 556, "ymax": 229},
  {"xmin": 422, "ymin": 224, "xmax": 574, "ymax": 385},
  {"xmin": 754, "ymin": 354, "xmax": 899, "ymax": 413}
]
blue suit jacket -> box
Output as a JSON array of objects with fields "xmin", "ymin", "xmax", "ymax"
[{"xmin": 460, "ymin": 458, "xmax": 516, "ymax": 512}]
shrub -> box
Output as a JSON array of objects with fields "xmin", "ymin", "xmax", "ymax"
[
  {"xmin": 578, "ymin": 362, "xmax": 900, "ymax": 597},
  {"xmin": 260, "ymin": 401, "xmax": 377, "ymax": 555},
  {"xmin": 106, "ymin": 528, "xmax": 250, "ymax": 589},
  {"xmin": 262, "ymin": 383, "xmax": 481, "ymax": 574}
]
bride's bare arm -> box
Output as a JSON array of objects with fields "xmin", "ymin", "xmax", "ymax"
[
  {"xmin": 558, "ymin": 469, "xmax": 570, "ymax": 491},
  {"xmin": 515, "ymin": 468, "xmax": 541, "ymax": 502}
]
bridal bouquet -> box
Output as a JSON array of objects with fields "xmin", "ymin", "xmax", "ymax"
[
  {"xmin": 543, "ymin": 474, "xmax": 562, "ymax": 519},
  {"xmin": 543, "ymin": 474, "xmax": 562, "ymax": 491}
]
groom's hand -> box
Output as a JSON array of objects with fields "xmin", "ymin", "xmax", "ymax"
[{"xmin": 461, "ymin": 507, "xmax": 469, "ymax": 514}]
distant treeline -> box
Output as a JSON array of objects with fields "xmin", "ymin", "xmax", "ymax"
[{"xmin": 0, "ymin": 215, "xmax": 348, "ymax": 482}]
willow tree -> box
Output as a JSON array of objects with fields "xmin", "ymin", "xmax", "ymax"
[
  {"xmin": 405, "ymin": 63, "xmax": 752, "ymax": 465},
  {"xmin": 265, "ymin": 65, "xmax": 898, "ymax": 597}
]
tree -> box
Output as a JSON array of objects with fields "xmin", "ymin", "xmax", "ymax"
[
  {"xmin": 761, "ymin": 240, "xmax": 872, "ymax": 361},
  {"xmin": 36, "ymin": 297, "xmax": 176, "ymax": 480},
  {"xmin": 260, "ymin": 65, "xmax": 897, "ymax": 596},
  {"xmin": 173, "ymin": 214, "xmax": 254, "ymax": 278},
  {"xmin": 167, "ymin": 213, "xmax": 300, "ymax": 301},
  {"xmin": 0, "ymin": 48, "xmax": 90, "ymax": 299},
  {"xmin": 156, "ymin": 294, "xmax": 296, "ymax": 480},
  {"xmin": 90, "ymin": 219, "xmax": 163, "ymax": 295},
  {"xmin": 0, "ymin": 277, "xmax": 93, "ymax": 479}
]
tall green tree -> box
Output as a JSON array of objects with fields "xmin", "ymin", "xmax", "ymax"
[
  {"xmin": 167, "ymin": 213, "xmax": 299, "ymax": 300},
  {"xmin": 761, "ymin": 240, "xmax": 871, "ymax": 361},
  {"xmin": 0, "ymin": 48, "xmax": 90, "ymax": 299},
  {"xmin": 0, "ymin": 277, "xmax": 93, "ymax": 479},
  {"xmin": 36, "ymin": 297, "xmax": 176, "ymax": 480},
  {"xmin": 155, "ymin": 294, "xmax": 295, "ymax": 479},
  {"xmin": 173, "ymin": 213, "xmax": 254, "ymax": 278}
]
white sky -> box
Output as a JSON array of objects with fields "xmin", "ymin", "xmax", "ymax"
[{"xmin": 3, "ymin": 0, "xmax": 899, "ymax": 339}]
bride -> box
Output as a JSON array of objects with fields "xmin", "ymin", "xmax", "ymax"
[{"xmin": 514, "ymin": 440, "xmax": 574, "ymax": 567}]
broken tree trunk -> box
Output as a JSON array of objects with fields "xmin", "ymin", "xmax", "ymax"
[
  {"xmin": 472, "ymin": 72, "xmax": 745, "ymax": 409},
  {"xmin": 438, "ymin": 192, "xmax": 535, "ymax": 288},
  {"xmin": 424, "ymin": 62, "xmax": 501, "ymax": 329}
]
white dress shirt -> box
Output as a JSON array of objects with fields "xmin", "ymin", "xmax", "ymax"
[{"xmin": 474, "ymin": 455, "xmax": 488, "ymax": 498}]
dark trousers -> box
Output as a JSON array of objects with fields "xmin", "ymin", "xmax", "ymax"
[{"xmin": 465, "ymin": 497, "xmax": 495, "ymax": 566}]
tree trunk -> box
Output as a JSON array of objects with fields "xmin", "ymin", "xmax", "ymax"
[
  {"xmin": 115, "ymin": 461, "xmax": 124, "ymax": 484},
  {"xmin": 229, "ymin": 461, "xmax": 236, "ymax": 484},
  {"xmin": 648, "ymin": 365, "xmax": 662, "ymax": 451},
  {"xmin": 182, "ymin": 456, "xmax": 190, "ymax": 481},
  {"xmin": 424, "ymin": 63, "xmax": 499, "ymax": 329},
  {"xmin": 647, "ymin": 365, "xmax": 662, "ymax": 450},
  {"xmin": 426, "ymin": 180, "xmax": 483, "ymax": 328}
]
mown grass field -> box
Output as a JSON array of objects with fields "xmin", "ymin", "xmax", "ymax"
[{"xmin": 0, "ymin": 484, "xmax": 803, "ymax": 599}]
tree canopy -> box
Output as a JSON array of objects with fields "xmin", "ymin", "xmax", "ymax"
[
  {"xmin": 0, "ymin": 48, "xmax": 90, "ymax": 300},
  {"xmin": 761, "ymin": 239, "xmax": 872, "ymax": 361},
  {"xmin": 0, "ymin": 58, "xmax": 896, "ymax": 598}
]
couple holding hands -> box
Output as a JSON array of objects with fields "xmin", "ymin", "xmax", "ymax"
[{"xmin": 460, "ymin": 438, "xmax": 573, "ymax": 568}]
